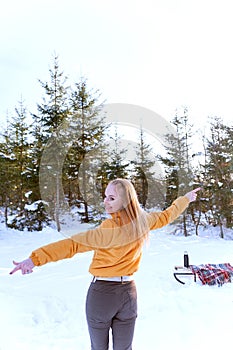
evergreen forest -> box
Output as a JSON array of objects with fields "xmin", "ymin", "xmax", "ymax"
[{"xmin": 0, "ymin": 56, "xmax": 232, "ymax": 238}]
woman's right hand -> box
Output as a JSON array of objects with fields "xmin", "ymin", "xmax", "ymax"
[
  {"xmin": 9, "ymin": 258, "xmax": 35, "ymax": 275},
  {"xmin": 185, "ymin": 187, "xmax": 201, "ymax": 202}
]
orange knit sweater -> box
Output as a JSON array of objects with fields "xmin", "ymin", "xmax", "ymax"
[{"xmin": 30, "ymin": 196, "xmax": 189, "ymax": 277}]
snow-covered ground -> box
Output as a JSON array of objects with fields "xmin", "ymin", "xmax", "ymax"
[{"xmin": 1, "ymin": 222, "xmax": 233, "ymax": 350}]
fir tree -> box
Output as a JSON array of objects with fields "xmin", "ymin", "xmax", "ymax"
[
  {"xmin": 0, "ymin": 100, "xmax": 47, "ymax": 230},
  {"xmin": 131, "ymin": 126, "xmax": 163, "ymax": 209},
  {"xmin": 32, "ymin": 55, "xmax": 70, "ymax": 231},
  {"xmin": 35, "ymin": 54, "xmax": 70, "ymax": 139},
  {"xmin": 64, "ymin": 78, "xmax": 106, "ymax": 222},
  {"xmin": 0, "ymin": 115, "xmax": 16, "ymax": 226},
  {"xmin": 102, "ymin": 124, "xmax": 129, "ymax": 181},
  {"xmin": 159, "ymin": 107, "xmax": 194, "ymax": 235},
  {"xmin": 203, "ymin": 118, "xmax": 233, "ymax": 236}
]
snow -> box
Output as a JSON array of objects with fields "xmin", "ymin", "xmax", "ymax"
[{"xmin": 1, "ymin": 222, "xmax": 233, "ymax": 350}]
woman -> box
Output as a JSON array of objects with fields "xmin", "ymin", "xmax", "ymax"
[{"xmin": 10, "ymin": 178, "xmax": 200, "ymax": 350}]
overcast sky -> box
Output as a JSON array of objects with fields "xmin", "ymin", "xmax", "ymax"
[{"xmin": 1, "ymin": 0, "xmax": 233, "ymax": 127}]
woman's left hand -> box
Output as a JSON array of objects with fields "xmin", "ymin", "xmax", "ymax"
[{"xmin": 9, "ymin": 258, "xmax": 35, "ymax": 275}]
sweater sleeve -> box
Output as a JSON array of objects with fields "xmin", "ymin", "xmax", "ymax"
[
  {"xmin": 30, "ymin": 238, "xmax": 93, "ymax": 266},
  {"xmin": 148, "ymin": 196, "xmax": 190, "ymax": 230},
  {"xmin": 29, "ymin": 218, "xmax": 121, "ymax": 266}
]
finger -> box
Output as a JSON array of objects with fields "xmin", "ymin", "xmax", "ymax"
[
  {"xmin": 10, "ymin": 260, "xmax": 23, "ymax": 275},
  {"xmin": 9, "ymin": 266, "xmax": 21, "ymax": 275},
  {"xmin": 193, "ymin": 187, "xmax": 202, "ymax": 193}
]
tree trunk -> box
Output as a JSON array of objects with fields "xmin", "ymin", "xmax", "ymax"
[
  {"xmin": 82, "ymin": 159, "xmax": 89, "ymax": 222},
  {"xmin": 183, "ymin": 213, "xmax": 188, "ymax": 236},
  {"xmin": 219, "ymin": 220, "xmax": 224, "ymax": 239},
  {"xmin": 4, "ymin": 197, "xmax": 8, "ymax": 227},
  {"xmin": 55, "ymin": 173, "xmax": 61, "ymax": 232}
]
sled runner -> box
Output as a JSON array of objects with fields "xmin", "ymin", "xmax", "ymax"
[{"xmin": 173, "ymin": 266, "xmax": 196, "ymax": 285}]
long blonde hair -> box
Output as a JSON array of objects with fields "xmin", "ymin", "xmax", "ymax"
[{"xmin": 109, "ymin": 178, "xmax": 149, "ymax": 243}]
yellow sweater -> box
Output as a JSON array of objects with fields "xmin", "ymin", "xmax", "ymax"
[{"xmin": 30, "ymin": 196, "xmax": 189, "ymax": 277}]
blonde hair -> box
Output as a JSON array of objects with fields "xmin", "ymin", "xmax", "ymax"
[
  {"xmin": 71, "ymin": 178, "xmax": 149, "ymax": 249},
  {"xmin": 109, "ymin": 178, "xmax": 149, "ymax": 243}
]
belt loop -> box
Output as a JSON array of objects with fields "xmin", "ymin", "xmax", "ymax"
[
  {"xmin": 121, "ymin": 276, "xmax": 123, "ymax": 284},
  {"xmin": 92, "ymin": 276, "xmax": 96, "ymax": 283}
]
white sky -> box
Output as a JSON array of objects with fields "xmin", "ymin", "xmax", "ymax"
[{"xmin": 1, "ymin": 0, "xmax": 233, "ymax": 127}]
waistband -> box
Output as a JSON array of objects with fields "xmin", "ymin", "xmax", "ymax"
[{"xmin": 92, "ymin": 275, "xmax": 134, "ymax": 283}]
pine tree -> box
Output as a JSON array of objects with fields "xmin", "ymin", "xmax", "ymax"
[
  {"xmin": 102, "ymin": 124, "xmax": 130, "ymax": 181},
  {"xmin": 131, "ymin": 126, "xmax": 163, "ymax": 209},
  {"xmin": 0, "ymin": 115, "xmax": 16, "ymax": 226},
  {"xmin": 0, "ymin": 100, "xmax": 43, "ymax": 230},
  {"xmin": 203, "ymin": 118, "xmax": 233, "ymax": 236},
  {"xmin": 33, "ymin": 55, "xmax": 70, "ymax": 231},
  {"xmin": 11, "ymin": 99, "xmax": 30, "ymax": 212},
  {"xmin": 28, "ymin": 112, "xmax": 44, "ymax": 203},
  {"xmin": 159, "ymin": 107, "xmax": 194, "ymax": 235},
  {"xmin": 35, "ymin": 54, "xmax": 69, "ymax": 139},
  {"xmin": 63, "ymin": 78, "xmax": 106, "ymax": 223}
]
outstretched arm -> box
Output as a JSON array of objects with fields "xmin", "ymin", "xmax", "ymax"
[
  {"xmin": 148, "ymin": 187, "xmax": 202, "ymax": 230},
  {"xmin": 9, "ymin": 235, "xmax": 93, "ymax": 275}
]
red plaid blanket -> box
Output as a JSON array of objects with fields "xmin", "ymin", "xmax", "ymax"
[{"xmin": 190, "ymin": 263, "xmax": 233, "ymax": 286}]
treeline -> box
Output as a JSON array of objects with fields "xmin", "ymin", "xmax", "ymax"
[
  {"xmin": 160, "ymin": 108, "xmax": 233, "ymax": 238},
  {"xmin": 0, "ymin": 56, "xmax": 232, "ymax": 237}
]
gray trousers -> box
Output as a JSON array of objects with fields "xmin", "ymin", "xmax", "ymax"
[{"xmin": 86, "ymin": 280, "xmax": 137, "ymax": 350}]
